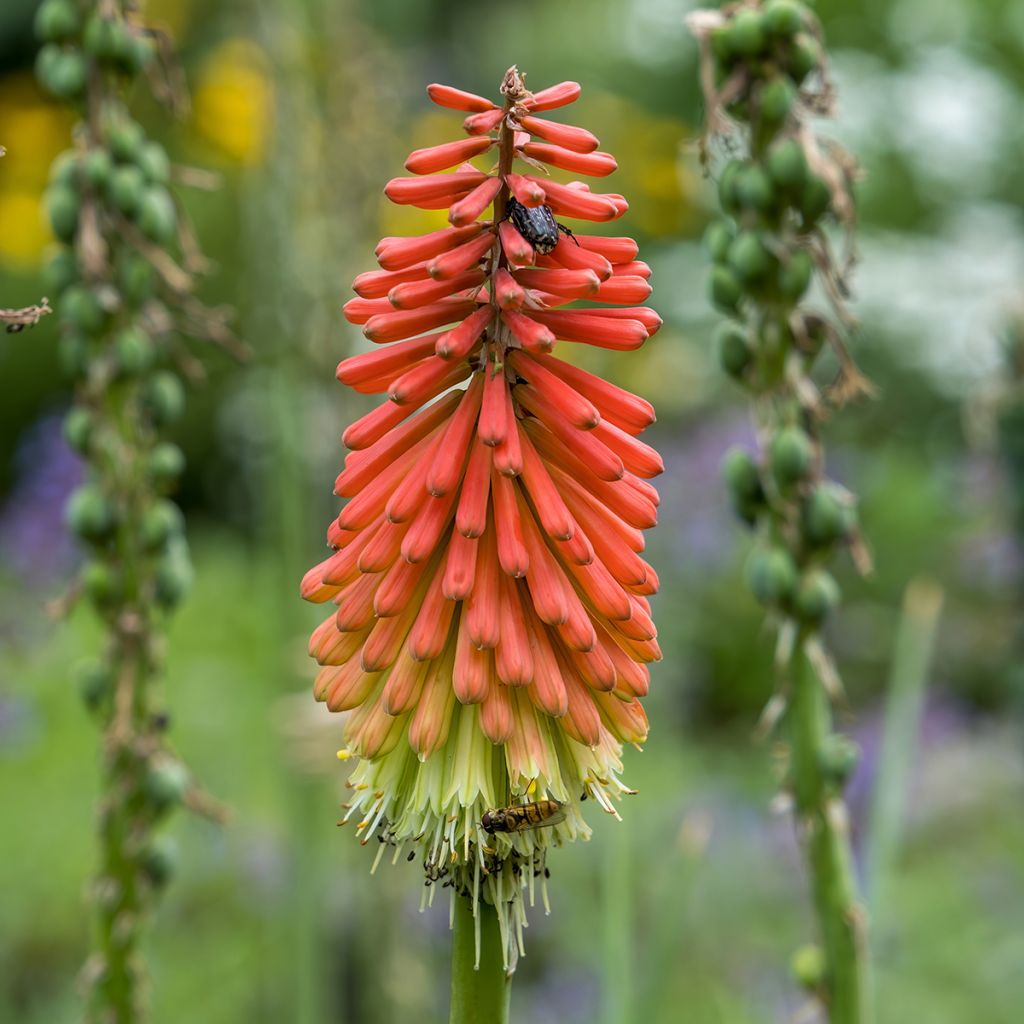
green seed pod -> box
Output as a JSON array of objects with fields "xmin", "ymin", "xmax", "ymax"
[
  {"xmin": 709, "ymin": 265, "xmax": 743, "ymax": 315},
  {"xmin": 137, "ymin": 186, "xmax": 177, "ymax": 244},
  {"xmin": 766, "ymin": 138, "xmax": 808, "ymax": 193},
  {"xmin": 106, "ymin": 19, "xmax": 137, "ymax": 70},
  {"xmin": 83, "ymin": 11, "xmax": 120, "ymax": 61},
  {"xmin": 746, "ymin": 546, "xmax": 798, "ymax": 606},
  {"xmin": 759, "ymin": 77, "xmax": 797, "ymax": 127},
  {"xmin": 154, "ymin": 547, "xmax": 194, "ymax": 609},
  {"xmin": 63, "ymin": 406, "xmax": 96, "ymax": 454},
  {"xmin": 45, "ymin": 184, "xmax": 81, "ymax": 243},
  {"xmin": 44, "ymin": 247, "xmax": 79, "ymax": 296},
  {"xmin": 703, "ymin": 219, "xmax": 735, "ymax": 264},
  {"xmin": 139, "ymin": 835, "xmax": 177, "ymax": 888},
  {"xmin": 83, "ymin": 148, "xmax": 114, "ymax": 190},
  {"xmin": 770, "ymin": 426, "xmax": 813, "ymax": 486},
  {"xmin": 66, "ymin": 484, "xmax": 117, "ymax": 542},
  {"xmin": 107, "ymin": 119, "xmax": 145, "ymax": 164},
  {"xmin": 60, "ymin": 284, "xmax": 105, "ymax": 334},
  {"xmin": 34, "ymin": 0, "xmax": 82, "ymax": 41},
  {"xmin": 716, "ymin": 323, "xmax": 753, "ymax": 379},
  {"xmin": 147, "ymin": 443, "xmax": 186, "ymax": 490},
  {"xmin": 113, "ymin": 325, "xmax": 154, "ymax": 376},
  {"xmin": 137, "ymin": 141, "xmax": 171, "ymax": 186},
  {"xmin": 728, "ymin": 230, "xmax": 775, "ymax": 285},
  {"xmin": 710, "ymin": 26, "xmax": 734, "ymax": 66},
  {"xmin": 141, "ymin": 499, "xmax": 184, "ymax": 551},
  {"xmin": 144, "ymin": 758, "xmax": 190, "ymax": 812},
  {"xmin": 117, "ymin": 251, "xmax": 156, "ymax": 305},
  {"xmin": 763, "ymin": 0, "xmax": 805, "ymax": 38},
  {"xmin": 81, "ymin": 560, "xmax": 120, "ymax": 606},
  {"xmin": 790, "ymin": 944, "xmax": 826, "ymax": 991},
  {"xmin": 58, "ymin": 332, "xmax": 90, "ymax": 378},
  {"xmin": 787, "ymin": 33, "xmax": 821, "ymax": 85},
  {"xmin": 802, "ymin": 484, "xmax": 855, "ymax": 547},
  {"xmin": 735, "ymin": 165, "xmax": 775, "ymax": 214},
  {"xmin": 727, "ymin": 9, "xmax": 766, "ymax": 58},
  {"xmin": 108, "ymin": 164, "xmax": 146, "ymax": 217},
  {"xmin": 75, "ymin": 658, "xmax": 114, "ymax": 713},
  {"xmin": 794, "ymin": 567, "xmax": 840, "ymax": 625},
  {"xmin": 36, "ymin": 45, "xmax": 87, "ymax": 99},
  {"xmin": 721, "ymin": 446, "xmax": 765, "ymax": 521},
  {"xmin": 142, "ymin": 371, "xmax": 186, "ymax": 425},
  {"xmin": 127, "ymin": 33, "xmax": 156, "ymax": 73},
  {"xmin": 800, "ymin": 174, "xmax": 832, "ymax": 225},
  {"xmin": 819, "ymin": 734, "xmax": 859, "ymax": 787},
  {"xmin": 48, "ymin": 149, "xmax": 80, "ymax": 188},
  {"xmin": 717, "ymin": 159, "xmax": 744, "ymax": 215},
  {"xmin": 777, "ymin": 249, "xmax": 813, "ymax": 303}
]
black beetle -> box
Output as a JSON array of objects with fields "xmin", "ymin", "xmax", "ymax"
[{"xmin": 505, "ymin": 197, "xmax": 577, "ymax": 255}]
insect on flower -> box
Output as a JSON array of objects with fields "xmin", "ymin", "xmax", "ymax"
[
  {"xmin": 504, "ymin": 197, "xmax": 577, "ymax": 255},
  {"xmin": 481, "ymin": 799, "xmax": 567, "ymax": 834}
]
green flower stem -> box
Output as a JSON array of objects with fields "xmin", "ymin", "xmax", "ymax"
[
  {"xmin": 450, "ymin": 898, "xmax": 511, "ymax": 1024},
  {"xmin": 601, "ymin": 821, "xmax": 632, "ymax": 1024},
  {"xmin": 790, "ymin": 642, "xmax": 870, "ymax": 1024}
]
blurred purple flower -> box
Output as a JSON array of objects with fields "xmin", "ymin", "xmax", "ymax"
[{"xmin": 0, "ymin": 413, "xmax": 83, "ymax": 587}]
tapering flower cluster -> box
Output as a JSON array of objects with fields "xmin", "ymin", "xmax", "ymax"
[
  {"xmin": 303, "ymin": 67, "xmax": 661, "ymax": 964},
  {"xmin": 35, "ymin": 1, "xmax": 234, "ymax": 1018},
  {"xmin": 691, "ymin": 3, "xmax": 871, "ymax": 1016}
]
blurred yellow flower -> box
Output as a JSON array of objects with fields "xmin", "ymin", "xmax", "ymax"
[
  {"xmin": 0, "ymin": 75, "xmax": 72, "ymax": 266},
  {"xmin": 193, "ymin": 39, "xmax": 273, "ymax": 165},
  {"xmin": 0, "ymin": 190, "xmax": 53, "ymax": 266}
]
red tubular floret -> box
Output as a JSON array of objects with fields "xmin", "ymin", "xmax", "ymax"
[
  {"xmin": 463, "ymin": 108, "xmax": 505, "ymax": 135},
  {"xmin": 519, "ymin": 115, "xmax": 599, "ymax": 154},
  {"xmin": 427, "ymin": 232, "xmax": 497, "ymax": 280},
  {"xmin": 501, "ymin": 310, "xmax": 555, "ymax": 353},
  {"xmin": 376, "ymin": 223, "xmax": 486, "ymax": 271},
  {"xmin": 363, "ymin": 300, "xmax": 479, "ymax": 344},
  {"xmin": 405, "ymin": 137, "xmax": 495, "ymax": 174},
  {"xmin": 427, "ymin": 83, "xmax": 496, "ymax": 112},
  {"xmin": 384, "ymin": 172, "xmax": 486, "ymax": 206},
  {"xmin": 497, "ymin": 221, "xmax": 534, "ymax": 266},
  {"xmin": 388, "ymin": 268, "xmax": 486, "ymax": 310},
  {"xmin": 506, "ymin": 173, "xmax": 546, "ymax": 207},
  {"xmin": 527, "ymin": 310, "xmax": 649, "ymax": 351},
  {"xmin": 448, "ymin": 177, "xmax": 503, "ymax": 226},
  {"xmin": 523, "ymin": 81, "xmax": 581, "ymax": 112},
  {"xmin": 521, "ymin": 142, "xmax": 617, "ymax": 177},
  {"xmin": 574, "ymin": 235, "xmax": 639, "ymax": 263}
]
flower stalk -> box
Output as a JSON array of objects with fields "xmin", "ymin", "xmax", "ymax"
[
  {"xmin": 450, "ymin": 897, "xmax": 511, "ymax": 1024},
  {"xmin": 35, "ymin": 1, "xmax": 236, "ymax": 1019},
  {"xmin": 689, "ymin": 3, "xmax": 871, "ymax": 1019}
]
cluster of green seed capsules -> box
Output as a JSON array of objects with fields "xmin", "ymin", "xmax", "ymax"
[
  {"xmin": 36, "ymin": 0, "xmax": 193, "ymax": 716},
  {"xmin": 701, "ymin": 0, "xmax": 860, "ymax": 631}
]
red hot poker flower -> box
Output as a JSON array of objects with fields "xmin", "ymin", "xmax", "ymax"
[{"xmin": 303, "ymin": 65, "xmax": 661, "ymax": 969}]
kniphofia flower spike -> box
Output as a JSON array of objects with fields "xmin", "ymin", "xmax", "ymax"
[{"xmin": 303, "ymin": 66, "xmax": 661, "ymax": 968}]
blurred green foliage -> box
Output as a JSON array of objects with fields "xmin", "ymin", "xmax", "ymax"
[{"xmin": 3, "ymin": 0, "xmax": 1024, "ymax": 1020}]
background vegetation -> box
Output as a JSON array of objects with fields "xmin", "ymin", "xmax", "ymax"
[{"xmin": 2, "ymin": 0, "xmax": 1023, "ymax": 1021}]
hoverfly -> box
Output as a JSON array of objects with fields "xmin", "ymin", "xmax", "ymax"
[
  {"xmin": 481, "ymin": 799, "xmax": 566, "ymax": 834},
  {"xmin": 504, "ymin": 198, "xmax": 578, "ymax": 255}
]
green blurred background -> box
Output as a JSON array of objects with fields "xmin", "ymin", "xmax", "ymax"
[{"xmin": 2, "ymin": 0, "xmax": 1024, "ymax": 1021}]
